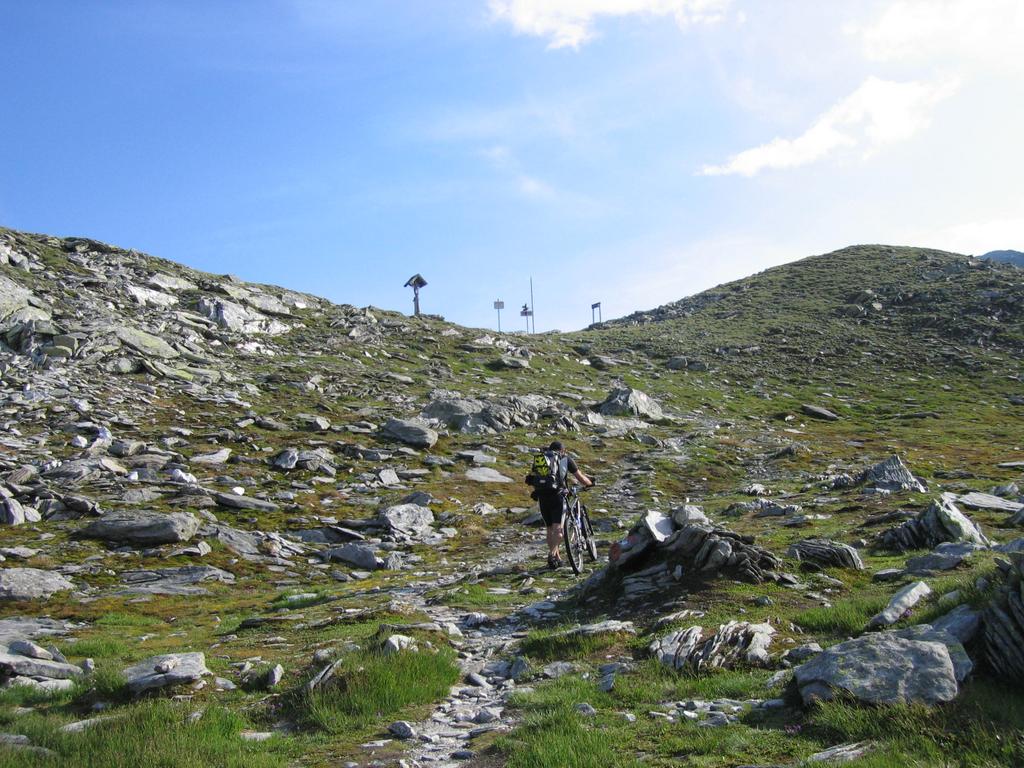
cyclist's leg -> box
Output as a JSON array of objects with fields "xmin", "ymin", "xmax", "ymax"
[{"xmin": 539, "ymin": 493, "xmax": 564, "ymax": 562}]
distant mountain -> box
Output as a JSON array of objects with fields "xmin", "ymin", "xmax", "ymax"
[{"xmin": 981, "ymin": 249, "xmax": 1024, "ymax": 267}]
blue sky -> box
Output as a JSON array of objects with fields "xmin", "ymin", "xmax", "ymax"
[{"xmin": 2, "ymin": 1, "xmax": 1022, "ymax": 331}]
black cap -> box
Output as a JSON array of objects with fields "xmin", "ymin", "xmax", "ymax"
[{"xmin": 549, "ymin": 441, "xmax": 563, "ymax": 451}]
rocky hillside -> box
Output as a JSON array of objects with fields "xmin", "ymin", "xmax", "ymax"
[
  {"xmin": 595, "ymin": 244, "xmax": 1024, "ymax": 375},
  {"xmin": 1, "ymin": 227, "xmax": 1023, "ymax": 767}
]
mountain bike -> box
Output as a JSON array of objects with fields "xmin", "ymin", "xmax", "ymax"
[{"xmin": 561, "ymin": 485, "xmax": 598, "ymax": 575}]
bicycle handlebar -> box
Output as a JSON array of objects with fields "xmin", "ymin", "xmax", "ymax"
[{"xmin": 566, "ymin": 482, "xmax": 595, "ymax": 494}]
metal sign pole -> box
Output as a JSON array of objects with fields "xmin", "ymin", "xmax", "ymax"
[
  {"xmin": 529, "ymin": 277, "xmax": 535, "ymax": 334},
  {"xmin": 494, "ymin": 300, "xmax": 504, "ymax": 332}
]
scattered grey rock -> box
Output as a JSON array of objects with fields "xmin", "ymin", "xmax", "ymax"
[
  {"xmin": 959, "ymin": 491, "xmax": 1023, "ymax": 514},
  {"xmin": 598, "ymin": 386, "xmax": 664, "ymax": 420},
  {"xmin": 902, "ymin": 541, "xmax": 985, "ymax": 575},
  {"xmin": 377, "ymin": 503, "xmax": 434, "ymax": 537},
  {"xmin": 650, "ymin": 621, "xmax": 775, "ymax": 671},
  {"xmin": 0, "ymin": 568, "xmax": 74, "ymax": 601},
  {"xmin": 859, "ymin": 454, "xmax": 926, "ymax": 493},
  {"xmin": 212, "ymin": 492, "xmax": 279, "ymax": 513},
  {"xmin": 380, "ymin": 418, "xmax": 438, "ymax": 449},
  {"xmin": 983, "ymin": 553, "xmax": 1024, "ymax": 683},
  {"xmin": 465, "ymin": 467, "xmax": 513, "ymax": 483},
  {"xmin": 326, "ymin": 543, "xmax": 381, "ymax": 570},
  {"xmin": 78, "ymin": 511, "xmax": 200, "ymax": 545},
  {"xmin": 389, "ymin": 720, "xmax": 416, "ymax": 739},
  {"xmin": 805, "ymin": 742, "xmax": 875, "ymax": 764},
  {"xmin": 116, "ymin": 565, "xmax": 235, "ymax": 595},
  {"xmin": 382, "ymin": 635, "xmax": 418, "ymax": 656},
  {"xmin": 123, "ymin": 652, "xmax": 211, "ymax": 696},
  {"xmin": 801, "ymin": 404, "xmax": 839, "ymax": 421},
  {"xmin": 788, "ymin": 538, "xmax": 864, "ymax": 570},
  {"xmin": 880, "ymin": 494, "xmax": 989, "ymax": 552},
  {"xmin": 794, "ymin": 632, "xmax": 962, "ymax": 706},
  {"xmin": 867, "ymin": 581, "xmax": 932, "ymax": 629}
]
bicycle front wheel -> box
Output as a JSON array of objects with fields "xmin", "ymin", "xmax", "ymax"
[{"xmin": 562, "ymin": 506, "xmax": 583, "ymax": 575}]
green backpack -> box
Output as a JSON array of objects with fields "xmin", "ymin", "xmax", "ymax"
[{"xmin": 527, "ymin": 450, "xmax": 563, "ymax": 493}]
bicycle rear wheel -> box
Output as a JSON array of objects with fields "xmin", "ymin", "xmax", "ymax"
[
  {"xmin": 581, "ymin": 505, "xmax": 598, "ymax": 561},
  {"xmin": 562, "ymin": 505, "xmax": 583, "ymax": 575}
]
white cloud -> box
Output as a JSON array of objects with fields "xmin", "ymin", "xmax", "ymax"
[
  {"xmin": 700, "ymin": 76, "xmax": 958, "ymax": 177},
  {"xmin": 489, "ymin": 0, "xmax": 731, "ymax": 49},
  {"xmin": 854, "ymin": 0, "xmax": 1024, "ymax": 72},
  {"xmin": 517, "ymin": 175, "xmax": 557, "ymax": 199},
  {"xmin": 479, "ymin": 144, "xmax": 558, "ymax": 201},
  {"xmin": 904, "ymin": 209, "xmax": 1024, "ymax": 255}
]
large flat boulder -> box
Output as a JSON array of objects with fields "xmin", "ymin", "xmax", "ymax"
[
  {"xmin": 0, "ymin": 651, "xmax": 84, "ymax": 681},
  {"xmin": 465, "ymin": 467, "xmax": 513, "ymax": 483},
  {"xmin": 0, "ymin": 569, "xmax": 74, "ymax": 601},
  {"xmin": 598, "ymin": 387, "xmax": 664, "ymax": 420},
  {"xmin": 326, "ymin": 543, "xmax": 381, "ymax": 570},
  {"xmin": 380, "ymin": 418, "xmax": 438, "ymax": 448},
  {"xmin": 958, "ymin": 491, "xmax": 1023, "ymax": 514},
  {"xmin": 794, "ymin": 632, "xmax": 961, "ymax": 706},
  {"xmin": 212, "ymin": 492, "xmax": 279, "ymax": 513},
  {"xmin": 377, "ymin": 504, "xmax": 434, "ymax": 535},
  {"xmin": 123, "ymin": 652, "xmax": 211, "ymax": 696},
  {"xmin": 0, "ymin": 618, "xmax": 70, "ymax": 649},
  {"xmin": 78, "ymin": 511, "xmax": 199, "ymax": 546},
  {"xmin": 0, "ymin": 275, "xmax": 34, "ymax": 323},
  {"xmin": 114, "ymin": 326, "xmax": 180, "ymax": 359},
  {"xmin": 115, "ymin": 566, "xmax": 235, "ymax": 595}
]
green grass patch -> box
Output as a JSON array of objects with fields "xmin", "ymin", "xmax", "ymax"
[
  {"xmin": 295, "ymin": 647, "xmax": 459, "ymax": 733},
  {"xmin": 65, "ymin": 636, "xmax": 130, "ymax": 660},
  {"xmin": 427, "ymin": 582, "xmax": 523, "ymax": 612},
  {"xmin": 794, "ymin": 595, "xmax": 889, "ymax": 637},
  {"xmin": 520, "ymin": 626, "xmax": 629, "ymax": 662},
  {"xmin": 501, "ymin": 677, "xmax": 636, "ymax": 768},
  {"xmin": 610, "ymin": 661, "xmax": 773, "ymax": 708},
  {"xmin": 498, "ymin": 709, "xmax": 640, "ymax": 768},
  {"xmin": 910, "ymin": 569, "xmax": 999, "ymax": 627},
  {"xmin": 806, "ymin": 678, "xmax": 1024, "ymax": 766},
  {"xmin": 93, "ymin": 612, "xmax": 163, "ymax": 628},
  {"xmin": 270, "ymin": 589, "xmax": 335, "ymax": 611},
  {"xmin": 0, "ymin": 699, "xmax": 294, "ymax": 767}
]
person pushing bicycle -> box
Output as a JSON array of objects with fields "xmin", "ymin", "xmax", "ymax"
[{"xmin": 525, "ymin": 440, "xmax": 593, "ymax": 569}]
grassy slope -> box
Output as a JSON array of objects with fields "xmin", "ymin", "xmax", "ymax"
[{"xmin": 0, "ymin": 235, "xmax": 1022, "ymax": 766}]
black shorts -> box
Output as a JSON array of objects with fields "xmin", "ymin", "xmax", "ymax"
[{"xmin": 538, "ymin": 492, "xmax": 565, "ymax": 526}]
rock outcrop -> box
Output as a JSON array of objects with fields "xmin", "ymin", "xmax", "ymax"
[
  {"xmin": 607, "ymin": 508, "xmax": 783, "ymax": 585},
  {"xmin": 649, "ymin": 621, "xmax": 775, "ymax": 671},
  {"xmin": 880, "ymin": 494, "xmax": 989, "ymax": 551},
  {"xmin": 788, "ymin": 538, "xmax": 865, "ymax": 570},
  {"xmin": 983, "ymin": 553, "xmax": 1024, "ymax": 683},
  {"xmin": 859, "ymin": 455, "xmax": 927, "ymax": 493}
]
